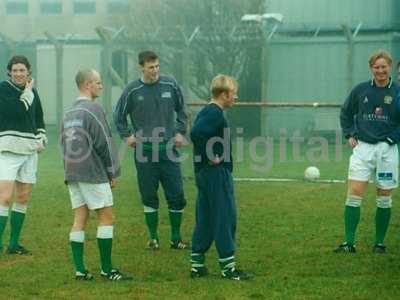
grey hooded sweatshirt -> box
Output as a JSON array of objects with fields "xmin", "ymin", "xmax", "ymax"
[{"xmin": 60, "ymin": 97, "xmax": 120, "ymax": 184}]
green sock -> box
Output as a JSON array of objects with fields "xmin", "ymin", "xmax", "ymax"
[
  {"xmin": 0, "ymin": 215, "xmax": 8, "ymax": 249},
  {"xmin": 144, "ymin": 211, "xmax": 159, "ymax": 241},
  {"xmin": 218, "ymin": 255, "xmax": 236, "ymax": 271},
  {"xmin": 0, "ymin": 205, "xmax": 9, "ymax": 249},
  {"xmin": 70, "ymin": 231, "xmax": 86, "ymax": 273},
  {"xmin": 9, "ymin": 210, "xmax": 26, "ymax": 249},
  {"xmin": 191, "ymin": 253, "xmax": 205, "ymax": 268},
  {"xmin": 169, "ymin": 210, "xmax": 182, "ymax": 242},
  {"xmin": 375, "ymin": 207, "xmax": 391, "ymax": 245},
  {"xmin": 70, "ymin": 242, "xmax": 85, "ymax": 273},
  {"xmin": 97, "ymin": 226, "xmax": 113, "ymax": 274},
  {"xmin": 344, "ymin": 205, "xmax": 360, "ymax": 246}
]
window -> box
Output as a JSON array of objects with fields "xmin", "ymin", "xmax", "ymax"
[
  {"xmin": 73, "ymin": 0, "xmax": 96, "ymax": 15},
  {"xmin": 107, "ymin": 0, "xmax": 129, "ymax": 15},
  {"xmin": 40, "ymin": 0, "xmax": 62, "ymax": 15},
  {"xmin": 6, "ymin": 0, "xmax": 28, "ymax": 15}
]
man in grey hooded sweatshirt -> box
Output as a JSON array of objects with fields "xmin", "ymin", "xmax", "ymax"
[{"xmin": 61, "ymin": 69, "xmax": 132, "ymax": 281}]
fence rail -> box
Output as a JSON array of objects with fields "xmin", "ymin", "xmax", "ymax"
[{"xmin": 187, "ymin": 101, "xmax": 342, "ymax": 108}]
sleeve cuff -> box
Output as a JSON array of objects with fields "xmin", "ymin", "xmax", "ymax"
[
  {"xmin": 20, "ymin": 89, "xmax": 34, "ymax": 110},
  {"xmin": 175, "ymin": 129, "xmax": 187, "ymax": 135},
  {"xmin": 120, "ymin": 132, "xmax": 133, "ymax": 139}
]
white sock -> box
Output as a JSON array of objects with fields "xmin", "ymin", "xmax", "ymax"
[
  {"xmin": 12, "ymin": 203, "xmax": 27, "ymax": 214},
  {"xmin": 0, "ymin": 204, "xmax": 9, "ymax": 217},
  {"xmin": 70, "ymin": 231, "xmax": 85, "ymax": 243},
  {"xmin": 97, "ymin": 226, "xmax": 113, "ymax": 239}
]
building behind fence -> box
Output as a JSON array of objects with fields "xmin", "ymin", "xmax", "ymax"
[{"xmin": 0, "ymin": 0, "xmax": 399, "ymax": 139}]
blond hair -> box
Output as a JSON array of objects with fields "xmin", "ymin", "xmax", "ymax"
[
  {"xmin": 210, "ymin": 74, "xmax": 238, "ymax": 98},
  {"xmin": 369, "ymin": 50, "xmax": 392, "ymax": 67}
]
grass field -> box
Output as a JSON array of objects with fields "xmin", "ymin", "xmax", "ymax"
[{"xmin": 1, "ymin": 127, "xmax": 400, "ymax": 299}]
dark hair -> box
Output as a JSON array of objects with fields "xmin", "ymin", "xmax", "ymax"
[
  {"xmin": 7, "ymin": 55, "xmax": 31, "ymax": 73},
  {"xmin": 397, "ymin": 61, "xmax": 400, "ymax": 69},
  {"xmin": 138, "ymin": 50, "xmax": 158, "ymax": 66}
]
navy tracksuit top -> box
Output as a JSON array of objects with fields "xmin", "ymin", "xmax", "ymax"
[{"xmin": 340, "ymin": 79, "xmax": 400, "ymax": 144}]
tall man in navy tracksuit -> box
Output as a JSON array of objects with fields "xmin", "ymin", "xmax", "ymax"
[
  {"xmin": 114, "ymin": 50, "xmax": 189, "ymax": 250},
  {"xmin": 335, "ymin": 50, "xmax": 400, "ymax": 253},
  {"xmin": 190, "ymin": 74, "xmax": 252, "ymax": 280}
]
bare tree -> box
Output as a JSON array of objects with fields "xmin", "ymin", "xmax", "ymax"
[{"xmin": 118, "ymin": 0, "xmax": 265, "ymax": 99}]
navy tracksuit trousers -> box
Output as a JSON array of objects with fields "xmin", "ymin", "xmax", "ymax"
[
  {"xmin": 134, "ymin": 149, "xmax": 186, "ymax": 211},
  {"xmin": 191, "ymin": 165, "xmax": 237, "ymax": 258}
]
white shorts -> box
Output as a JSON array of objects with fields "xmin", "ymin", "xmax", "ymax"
[
  {"xmin": 348, "ymin": 141, "xmax": 399, "ymax": 189},
  {"xmin": 0, "ymin": 151, "xmax": 38, "ymax": 184},
  {"xmin": 68, "ymin": 182, "xmax": 113, "ymax": 210}
]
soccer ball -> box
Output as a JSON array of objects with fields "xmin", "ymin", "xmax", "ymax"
[{"xmin": 304, "ymin": 166, "xmax": 320, "ymax": 181}]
